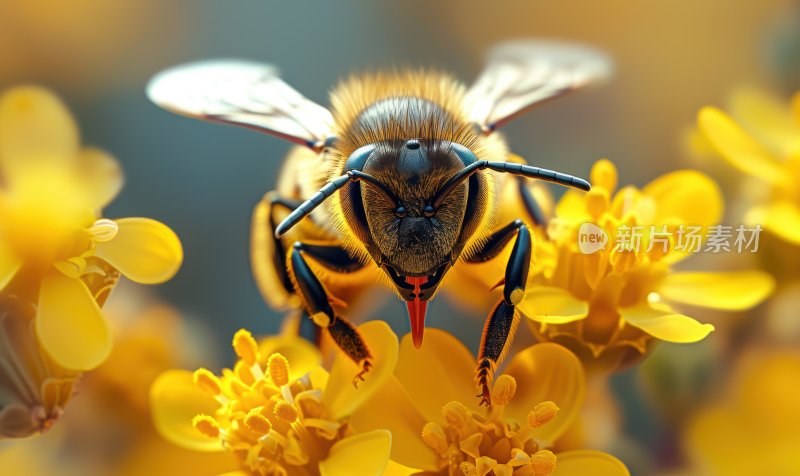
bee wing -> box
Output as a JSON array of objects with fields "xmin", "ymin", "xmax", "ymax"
[
  {"xmin": 147, "ymin": 60, "xmax": 334, "ymax": 149},
  {"xmin": 466, "ymin": 41, "xmax": 612, "ymax": 133}
]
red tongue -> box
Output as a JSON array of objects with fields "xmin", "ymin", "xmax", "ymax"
[{"xmin": 404, "ymin": 276, "xmax": 429, "ymax": 349}]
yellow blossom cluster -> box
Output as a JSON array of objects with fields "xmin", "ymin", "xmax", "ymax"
[{"xmin": 0, "ymin": 86, "xmax": 182, "ymax": 437}]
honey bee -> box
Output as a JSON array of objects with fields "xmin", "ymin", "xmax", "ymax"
[{"xmin": 148, "ymin": 41, "xmax": 610, "ymax": 405}]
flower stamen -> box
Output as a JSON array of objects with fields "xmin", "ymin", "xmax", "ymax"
[
  {"xmin": 193, "ymin": 414, "xmax": 221, "ymax": 438},
  {"xmin": 244, "ymin": 408, "xmax": 272, "ymax": 436},
  {"xmin": 421, "ymin": 422, "xmax": 449, "ymax": 454},
  {"xmin": 88, "ymin": 218, "xmax": 119, "ymax": 242},
  {"xmin": 268, "ymin": 352, "xmax": 290, "ymax": 387},
  {"xmin": 274, "ymin": 401, "xmax": 299, "ymax": 423},
  {"xmin": 529, "ymin": 450, "xmax": 557, "ymax": 475},
  {"xmin": 442, "ymin": 401, "xmax": 470, "ymax": 429},
  {"xmin": 193, "ymin": 368, "xmax": 222, "ymax": 395},
  {"xmin": 491, "ymin": 375, "xmax": 517, "ymax": 407},
  {"xmin": 528, "ymin": 401, "xmax": 560, "ymax": 428}
]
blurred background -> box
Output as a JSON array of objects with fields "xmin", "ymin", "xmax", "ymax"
[{"xmin": 2, "ymin": 0, "xmax": 799, "ymax": 474}]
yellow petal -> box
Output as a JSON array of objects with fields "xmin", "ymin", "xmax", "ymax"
[
  {"xmin": 94, "ymin": 217, "xmax": 183, "ymax": 284},
  {"xmin": 658, "ymin": 271, "xmax": 774, "ymax": 311},
  {"xmin": 319, "ymin": 429, "xmax": 391, "ymax": 476},
  {"xmin": 257, "ymin": 335, "xmax": 322, "ymax": 380},
  {"xmin": 555, "ymin": 189, "xmax": 590, "ymax": 222},
  {"xmin": 518, "ymin": 286, "xmax": 588, "ymax": 325},
  {"xmin": 748, "ymin": 201, "xmax": 800, "ymax": 245},
  {"xmin": 620, "ymin": 304, "xmax": 714, "ymax": 343},
  {"xmin": 698, "ymin": 107, "xmax": 787, "ymax": 185},
  {"xmin": 380, "ymin": 460, "xmax": 419, "ymax": 476},
  {"xmin": 322, "ymin": 321, "xmax": 398, "ymax": 420},
  {"xmin": 76, "ymin": 147, "xmax": 123, "ymax": 210},
  {"xmin": 737, "ymin": 352, "xmax": 800, "ymax": 431},
  {"xmin": 349, "ymin": 376, "xmax": 439, "ymax": 471},
  {"xmin": 150, "ymin": 369, "xmax": 224, "ymax": 452},
  {"xmin": 551, "ymin": 450, "xmax": 629, "ymax": 476},
  {"xmin": 395, "ymin": 328, "xmax": 479, "ymax": 422},
  {"xmin": 116, "ymin": 430, "xmax": 236, "ymax": 476},
  {"xmin": 685, "ymin": 406, "xmax": 752, "ymax": 475},
  {"xmin": 35, "ymin": 271, "xmax": 111, "ymax": 370},
  {"xmin": 729, "ymin": 87, "xmax": 800, "ymax": 156},
  {"xmin": 641, "ymin": 169, "xmax": 723, "ymax": 228},
  {"xmin": 0, "ymin": 86, "xmax": 79, "ymax": 176},
  {"xmin": 0, "ymin": 242, "xmax": 21, "ymax": 290},
  {"xmin": 504, "ymin": 343, "xmax": 585, "ymax": 444}
]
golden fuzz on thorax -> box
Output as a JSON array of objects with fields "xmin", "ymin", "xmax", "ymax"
[{"xmin": 329, "ymin": 70, "xmax": 481, "ymax": 158}]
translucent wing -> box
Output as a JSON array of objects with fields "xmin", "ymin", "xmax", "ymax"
[
  {"xmin": 147, "ymin": 60, "xmax": 334, "ymax": 150},
  {"xmin": 466, "ymin": 41, "xmax": 612, "ymax": 133}
]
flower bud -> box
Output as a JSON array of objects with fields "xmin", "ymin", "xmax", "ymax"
[{"xmin": 0, "ymin": 295, "xmax": 79, "ymax": 438}]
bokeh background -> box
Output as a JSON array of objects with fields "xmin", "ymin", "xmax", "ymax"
[{"xmin": 2, "ymin": 0, "xmax": 800, "ymax": 474}]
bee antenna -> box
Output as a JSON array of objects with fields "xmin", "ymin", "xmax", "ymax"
[
  {"xmin": 432, "ymin": 161, "xmax": 591, "ymax": 209},
  {"xmin": 274, "ymin": 170, "xmax": 398, "ymax": 238}
]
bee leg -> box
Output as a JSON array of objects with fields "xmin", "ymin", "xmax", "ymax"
[
  {"xmin": 298, "ymin": 311, "xmax": 323, "ymax": 346},
  {"xmin": 465, "ymin": 220, "xmax": 531, "ymax": 406},
  {"xmin": 289, "ymin": 242, "xmax": 372, "ymax": 386},
  {"xmin": 517, "ymin": 177, "xmax": 548, "ymax": 227},
  {"xmin": 477, "ymin": 302, "xmax": 520, "ymax": 406},
  {"xmin": 328, "ymin": 315, "xmax": 373, "ymax": 387},
  {"xmin": 252, "ymin": 192, "xmax": 304, "ymax": 308}
]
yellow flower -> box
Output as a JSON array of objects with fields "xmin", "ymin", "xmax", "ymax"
[
  {"xmin": 350, "ymin": 329, "xmax": 628, "ymax": 476},
  {"xmin": 520, "ymin": 159, "xmax": 774, "ymax": 371},
  {"xmin": 698, "ymin": 88, "xmax": 800, "ymax": 246},
  {"xmin": 684, "ymin": 350, "xmax": 800, "ymax": 475},
  {"xmin": 150, "ymin": 321, "xmax": 398, "ymax": 476},
  {"xmin": 0, "ymin": 292, "xmax": 234, "ymax": 475},
  {"xmin": 0, "ymin": 86, "xmax": 183, "ymax": 372}
]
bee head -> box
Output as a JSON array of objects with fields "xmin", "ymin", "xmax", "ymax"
[{"xmin": 367, "ymin": 138, "xmax": 469, "ymax": 273}]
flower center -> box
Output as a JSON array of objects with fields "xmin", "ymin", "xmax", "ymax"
[
  {"xmin": 421, "ymin": 375, "xmax": 560, "ymax": 476},
  {"xmin": 190, "ymin": 329, "xmax": 344, "ymax": 475},
  {"xmin": 0, "ymin": 168, "xmax": 97, "ymax": 272}
]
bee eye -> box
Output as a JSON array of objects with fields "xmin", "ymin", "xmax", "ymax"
[
  {"xmin": 395, "ymin": 206, "xmax": 408, "ymax": 218},
  {"xmin": 422, "ymin": 205, "xmax": 435, "ymax": 218}
]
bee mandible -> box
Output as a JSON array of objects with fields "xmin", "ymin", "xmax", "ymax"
[{"xmin": 148, "ymin": 41, "xmax": 610, "ymax": 405}]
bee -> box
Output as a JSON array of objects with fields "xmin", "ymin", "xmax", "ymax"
[{"xmin": 148, "ymin": 41, "xmax": 610, "ymax": 405}]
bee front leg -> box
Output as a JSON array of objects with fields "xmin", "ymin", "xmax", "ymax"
[
  {"xmin": 516, "ymin": 176, "xmax": 548, "ymax": 227},
  {"xmin": 289, "ymin": 242, "xmax": 373, "ymax": 386},
  {"xmin": 465, "ymin": 220, "xmax": 531, "ymax": 406}
]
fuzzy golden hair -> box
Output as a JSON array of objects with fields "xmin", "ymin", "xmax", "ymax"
[{"xmin": 328, "ymin": 70, "xmax": 481, "ymax": 159}]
